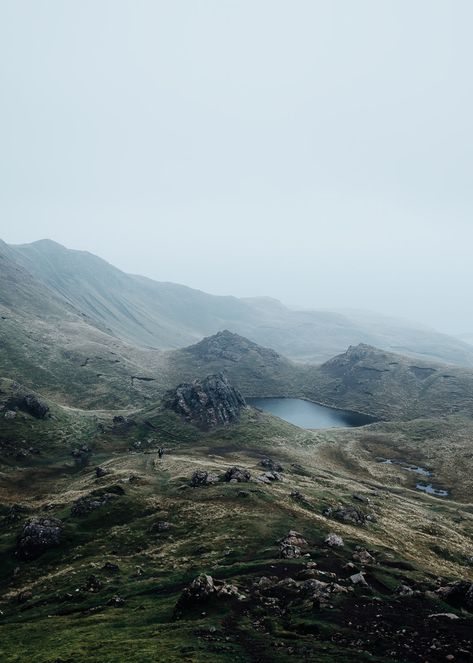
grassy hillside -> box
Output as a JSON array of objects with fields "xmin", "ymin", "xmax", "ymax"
[
  {"xmin": 7, "ymin": 239, "xmax": 473, "ymax": 367},
  {"xmin": 0, "ymin": 392, "xmax": 472, "ymax": 663}
]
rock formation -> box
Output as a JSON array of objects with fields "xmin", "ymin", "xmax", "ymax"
[
  {"xmin": 16, "ymin": 517, "xmax": 63, "ymax": 560},
  {"xmin": 164, "ymin": 373, "xmax": 246, "ymax": 429}
]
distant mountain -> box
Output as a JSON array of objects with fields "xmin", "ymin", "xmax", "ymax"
[
  {"xmin": 0, "ymin": 240, "xmax": 168, "ymax": 407},
  {"xmin": 6, "ymin": 239, "xmax": 473, "ymax": 367}
]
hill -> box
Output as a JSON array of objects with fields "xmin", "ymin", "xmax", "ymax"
[
  {"xmin": 307, "ymin": 343, "xmax": 473, "ymax": 421},
  {"xmin": 6, "ymin": 239, "xmax": 473, "ymax": 366}
]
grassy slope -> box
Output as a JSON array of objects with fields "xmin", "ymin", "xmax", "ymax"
[
  {"xmin": 8, "ymin": 238, "xmax": 473, "ymax": 366},
  {"xmin": 0, "ymin": 398, "xmax": 472, "ymax": 662}
]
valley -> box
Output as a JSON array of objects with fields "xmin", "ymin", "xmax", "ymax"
[{"xmin": 0, "ymin": 241, "xmax": 472, "ymax": 662}]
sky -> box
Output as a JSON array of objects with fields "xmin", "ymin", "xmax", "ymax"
[{"xmin": 1, "ymin": 1, "xmax": 472, "ymax": 334}]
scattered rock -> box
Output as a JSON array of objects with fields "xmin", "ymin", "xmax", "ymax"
[
  {"xmin": 279, "ymin": 530, "xmax": 308, "ymax": 558},
  {"xmin": 82, "ymin": 575, "xmax": 103, "ymax": 593},
  {"xmin": 350, "ymin": 572, "xmax": 369, "ymax": 586},
  {"xmin": 224, "ymin": 466, "xmax": 251, "ymax": 483},
  {"xmin": 149, "ymin": 521, "xmax": 171, "ymax": 533},
  {"xmin": 323, "ymin": 504, "xmax": 371, "ymax": 526},
  {"xmin": 190, "ymin": 470, "xmax": 219, "ymax": 487},
  {"xmin": 4, "ymin": 410, "xmax": 16, "ymax": 420},
  {"xmin": 107, "ymin": 595, "xmax": 125, "ymax": 607},
  {"xmin": 237, "ymin": 490, "xmax": 250, "ymax": 498},
  {"xmin": 352, "ymin": 547, "xmax": 374, "ymax": 565},
  {"xmin": 436, "ymin": 581, "xmax": 473, "ymax": 611},
  {"xmin": 174, "ymin": 574, "xmax": 245, "ymax": 618},
  {"xmin": 102, "ymin": 562, "xmax": 120, "ymax": 573},
  {"xmin": 260, "ymin": 457, "xmax": 284, "ymax": 472},
  {"xmin": 16, "ymin": 517, "xmax": 63, "ymax": 560},
  {"xmin": 325, "ymin": 533, "xmax": 344, "ymax": 548},
  {"xmin": 95, "ymin": 466, "xmax": 109, "ymax": 478},
  {"xmin": 256, "ymin": 471, "xmax": 282, "ymax": 484},
  {"xmin": 71, "ymin": 492, "xmax": 118, "ymax": 517},
  {"xmin": 164, "ymin": 373, "xmax": 246, "ymax": 429},
  {"xmin": 352, "ymin": 493, "xmax": 371, "ymax": 504}
]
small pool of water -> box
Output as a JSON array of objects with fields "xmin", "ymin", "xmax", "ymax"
[
  {"xmin": 415, "ymin": 483, "xmax": 449, "ymax": 497},
  {"xmin": 380, "ymin": 459, "xmax": 432, "ymax": 476},
  {"xmin": 378, "ymin": 458, "xmax": 449, "ymax": 497},
  {"xmin": 248, "ymin": 398, "xmax": 374, "ymax": 429}
]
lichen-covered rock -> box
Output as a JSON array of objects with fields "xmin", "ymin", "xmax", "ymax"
[
  {"xmin": 164, "ymin": 373, "xmax": 246, "ymax": 429},
  {"xmin": 325, "ymin": 533, "xmax": 344, "ymax": 548},
  {"xmin": 224, "ymin": 466, "xmax": 251, "ymax": 483},
  {"xmin": 16, "ymin": 517, "xmax": 63, "ymax": 560},
  {"xmin": 279, "ymin": 530, "xmax": 308, "ymax": 558},
  {"xmin": 190, "ymin": 470, "xmax": 219, "ymax": 487}
]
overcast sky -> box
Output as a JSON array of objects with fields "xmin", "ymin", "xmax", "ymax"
[{"xmin": 1, "ymin": 1, "xmax": 472, "ymax": 334}]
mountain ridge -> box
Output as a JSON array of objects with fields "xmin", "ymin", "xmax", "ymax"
[{"xmin": 5, "ymin": 238, "xmax": 473, "ymax": 366}]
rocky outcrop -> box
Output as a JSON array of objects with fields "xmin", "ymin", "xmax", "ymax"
[
  {"xmin": 16, "ymin": 517, "xmax": 63, "ymax": 559},
  {"xmin": 71, "ymin": 491, "xmax": 119, "ymax": 517},
  {"xmin": 173, "ymin": 574, "xmax": 245, "ymax": 619},
  {"xmin": 6, "ymin": 393, "xmax": 49, "ymax": 419},
  {"xmin": 323, "ymin": 504, "xmax": 376, "ymax": 526},
  {"xmin": 164, "ymin": 373, "xmax": 246, "ymax": 429}
]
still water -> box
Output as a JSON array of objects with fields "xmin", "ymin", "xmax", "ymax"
[{"xmin": 248, "ymin": 397, "xmax": 374, "ymax": 429}]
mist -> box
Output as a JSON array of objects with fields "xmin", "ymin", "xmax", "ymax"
[{"xmin": 1, "ymin": 0, "xmax": 472, "ymax": 334}]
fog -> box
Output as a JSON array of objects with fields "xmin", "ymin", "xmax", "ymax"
[{"xmin": 1, "ymin": 1, "xmax": 472, "ymax": 334}]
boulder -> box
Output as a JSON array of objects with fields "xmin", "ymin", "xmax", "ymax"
[
  {"xmin": 224, "ymin": 466, "xmax": 251, "ymax": 483},
  {"xmin": 279, "ymin": 530, "xmax": 308, "ymax": 558},
  {"xmin": 260, "ymin": 457, "xmax": 284, "ymax": 472},
  {"xmin": 352, "ymin": 547, "xmax": 374, "ymax": 565},
  {"xmin": 95, "ymin": 466, "xmax": 109, "ymax": 478},
  {"xmin": 350, "ymin": 572, "xmax": 369, "ymax": 586},
  {"xmin": 325, "ymin": 533, "xmax": 344, "ymax": 548},
  {"xmin": 190, "ymin": 470, "xmax": 219, "ymax": 487},
  {"xmin": 16, "ymin": 517, "xmax": 63, "ymax": 560},
  {"xmin": 164, "ymin": 373, "xmax": 246, "ymax": 429},
  {"xmin": 256, "ymin": 471, "xmax": 282, "ymax": 484}
]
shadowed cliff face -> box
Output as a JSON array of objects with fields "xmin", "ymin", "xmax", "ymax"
[{"xmin": 164, "ymin": 373, "xmax": 246, "ymax": 429}]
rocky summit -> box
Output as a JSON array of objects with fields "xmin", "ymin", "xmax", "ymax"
[{"xmin": 164, "ymin": 373, "xmax": 246, "ymax": 428}]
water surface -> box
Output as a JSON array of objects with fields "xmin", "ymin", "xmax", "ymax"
[{"xmin": 248, "ymin": 397, "xmax": 374, "ymax": 429}]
